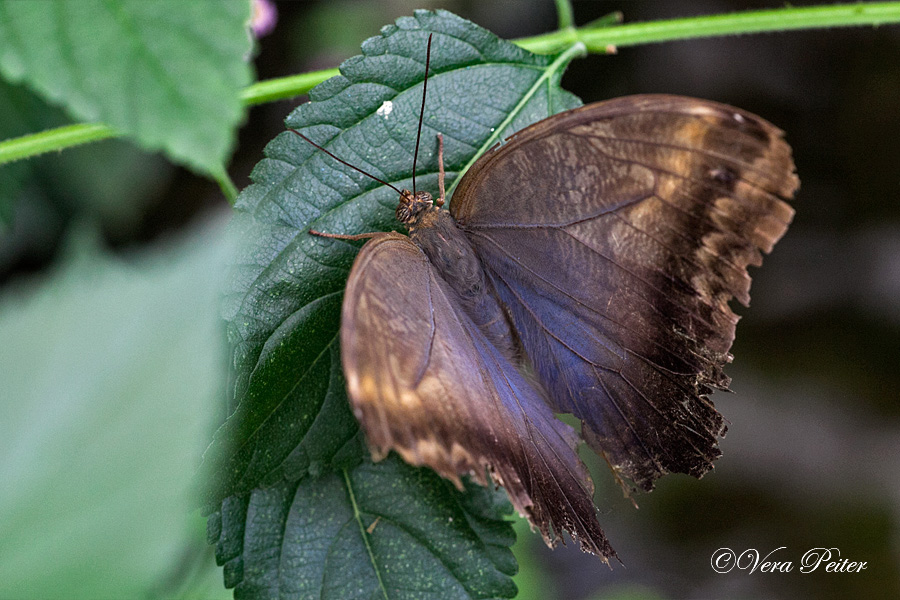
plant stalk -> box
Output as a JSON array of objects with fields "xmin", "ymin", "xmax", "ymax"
[{"xmin": 2, "ymin": 3, "xmax": 899, "ymax": 180}]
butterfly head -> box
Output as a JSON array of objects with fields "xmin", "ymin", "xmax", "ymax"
[{"xmin": 396, "ymin": 189, "xmax": 434, "ymax": 226}]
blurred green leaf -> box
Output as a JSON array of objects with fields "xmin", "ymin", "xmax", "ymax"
[
  {"xmin": 0, "ymin": 219, "xmax": 231, "ymax": 599},
  {"xmin": 202, "ymin": 9, "xmax": 582, "ymax": 598},
  {"xmin": 0, "ymin": 0, "xmax": 254, "ymax": 176}
]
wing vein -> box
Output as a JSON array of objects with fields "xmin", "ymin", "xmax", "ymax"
[{"xmin": 475, "ymin": 232, "xmax": 713, "ymax": 372}]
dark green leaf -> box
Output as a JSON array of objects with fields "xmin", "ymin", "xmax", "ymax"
[
  {"xmin": 209, "ymin": 456, "xmax": 517, "ymax": 600},
  {"xmin": 0, "ymin": 0, "xmax": 253, "ymax": 176},
  {"xmin": 207, "ymin": 5, "xmax": 580, "ymax": 501},
  {"xmin": 204, "ymin": 8, "xmax": 583, "ymax": 598}
]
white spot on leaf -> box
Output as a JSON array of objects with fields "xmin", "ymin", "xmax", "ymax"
[{"xmin": 377, "ymin": 100, "xmax": 394, "ymax": 117}]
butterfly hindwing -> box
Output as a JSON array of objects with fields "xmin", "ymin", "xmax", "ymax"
[
  {"xmin": 340, "ymin": 232, "xmax": 615, "ymax": 558},
  {"xmin": 450, "ymin": 94, "xmax": 798, "ymax": 493}
]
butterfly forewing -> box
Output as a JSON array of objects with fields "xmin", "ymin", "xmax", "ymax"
[
  {"xmin": 450, "ymin": 94, "xmax": 798, "ymax": 493},
  {"xmin": 340, "ymin": 232, "xmax": 615, "ymax": 558}
]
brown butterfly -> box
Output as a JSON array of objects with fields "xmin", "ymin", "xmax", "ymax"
[{"xmin": 299, "ymin": 35, "xmax": 798, "ymax": 563}]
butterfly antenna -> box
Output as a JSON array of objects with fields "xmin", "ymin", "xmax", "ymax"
[
  {"xmin": 412, "ymin": 33, "xmax": 433, "ymax": 196},
  {"xmin": 288, "ymin": 129, "xmax": 403, "ymax": 195}
]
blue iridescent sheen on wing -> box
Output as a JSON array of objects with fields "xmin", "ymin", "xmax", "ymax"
[{"xmin": 452, "ymin": 95, "xmax": 797, "ymax": 492}]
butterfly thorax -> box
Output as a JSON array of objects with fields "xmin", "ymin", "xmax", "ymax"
[{"xmin": 403, "ymin": 200, "xmax": 518, "ymax": 359}]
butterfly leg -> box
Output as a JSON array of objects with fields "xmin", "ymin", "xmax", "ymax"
[
  {"xmin": 308, "ymin": 230, "xmax": 386, "ymax": 240},
  {"xmin": 435, "ymin": 133, "xmax": 446, "ymax": 207}
]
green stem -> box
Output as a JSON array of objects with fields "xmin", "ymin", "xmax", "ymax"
[
  {"xmin": 211, "ymin": 166, "xmax": 238, "ymax": 206},
  {"xmin": 240, "ymin": 68, "xmax": 340, "ymax": 105},
  {"xmin": 554, "ymin": 0, "xmax": 574, "ymax": 30},
  {"xmin": 2, "ymin": 3, "xmax": 900, "ymax": 173},
  {"xmin": 0, "ymin": 71, "xmax": 339, "ymax": 169},
  {"xmin": 0, "ymin": 123, "xmax": 117, "ymax": 164},
  {"xmin": 517, "ymin": 2, "xmax": 900, "ymax": 54},
  {"xmin": 582, "ymin": 11, "xmax": 624, "ymax": 31}
]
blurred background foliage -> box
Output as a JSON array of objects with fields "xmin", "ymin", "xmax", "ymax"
[{"xmin": 1, "ymin": 1, "xmax": 898, "ymax": 599}]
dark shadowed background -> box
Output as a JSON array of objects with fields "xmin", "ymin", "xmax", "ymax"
[{"xmin": 2, "ymin": 1, "xmax": 898, "ymax": 599}]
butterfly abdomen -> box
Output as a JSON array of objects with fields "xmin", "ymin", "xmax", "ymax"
[{"xmin": 409, "ymin": 207, "xmax": 518, "ymax": 359}]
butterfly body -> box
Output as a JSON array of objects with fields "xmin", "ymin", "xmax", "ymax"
[{"xmin": 404, "ymin": 201, "xmax": 518, "ymax": 358}]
